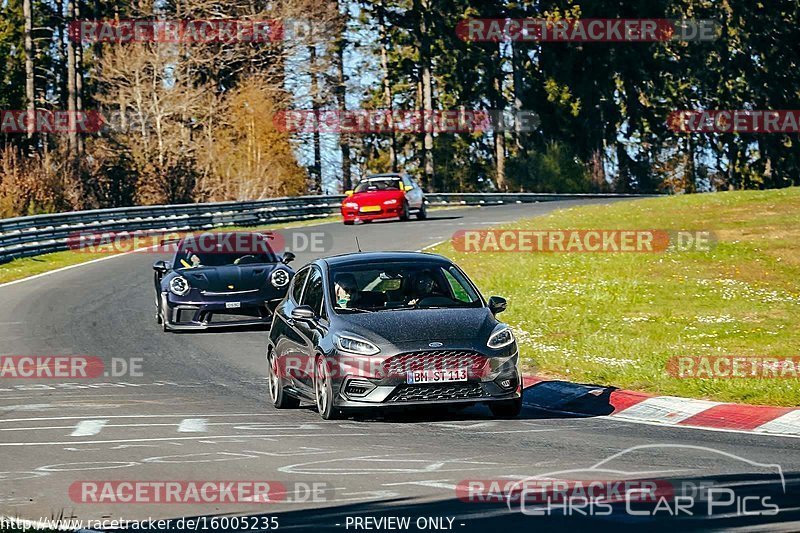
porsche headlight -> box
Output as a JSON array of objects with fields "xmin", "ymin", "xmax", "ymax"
[
  {"xmin": 344, "ymin": 202, "xmax": 359, "ymax": 209},
  {"xmin": 336, "ymin": 334, "xmax": 380, "ymax": 356},
  {"xmin": 271, "ymin": 269, "xmax": 290, "ymax": 289},
  {"xmin": 169, "ymin": 276, "xmax": 191, "ymax": 296},
  {"xmin": 487, "ymin": 325, "xmax": 515, "ymax": 349}
]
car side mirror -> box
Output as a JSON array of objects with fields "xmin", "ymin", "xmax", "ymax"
[
  {"xmin": 291, "ymin": 305, "xmax": 316, "ymax": 321},
  {"xmin": 153, "ymin": 260, "xmax": 171, "ymax": 273},
  {"xmin": 488, "ymin": 296, "xmax": 507, "ymax": 315},
  {"xmin": 345, "ymin": 190, "xmax": 354, "ymax": 196},
  {"xmin": 282, "ymin": 252, "xmax": 296, "ymax": 265}
]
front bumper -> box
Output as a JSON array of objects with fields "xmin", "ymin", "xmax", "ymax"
[
  {"xmin": 327, "ymin": 348, "xmax": 521, "ymax": 409},
  {"xmin": 161, "ymin": 292, "xmax": 282, "ymax": 330},
  {"xmin": 341, "ymin": 205, "xmax": 404, "ymax": 222}
]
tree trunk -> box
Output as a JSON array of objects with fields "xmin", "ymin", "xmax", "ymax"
[
  {"xmin": 23, "ymin": 0, "xmax": 35, "ymax": 144},
  {"xmin": 74, "ymin": 0, "xmax": 84, "ymax": 155},
  {"xmin": 65, "ymin": 0, "xmax": 78, "ymax": 158},
  {"xmin": 378, "ymin": 2, "xmax": 397, "ymax": 172},
  {"xmin": 309, "ymin": 37, "xmax": 323, "ymax": 194},
  {"xmin": 331, "ymin": 0, "xmax": 351, "ymax": 191},
  {"xmin": 492, "ymin": 48, "xmax": 507, "ymax": 191},
  {"xmin": 416, "ymin": 0, "xmax": 435, "ymax": 190}
]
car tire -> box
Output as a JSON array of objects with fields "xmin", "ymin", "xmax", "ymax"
[
  {"xmin": 489, "ymin": 398, "xmax": 522, "ymax": 419},
  {"xmin": 268, "ymin": 351, "xmax": 300, "ymax": 409},
  {"xmin": 400, "ymin": 201, "xmax": 410, "ymax": 221},
  {"xmin": 159, "ymin": 298, "xmax": 172, "ymax": 332},
  {"xmin": 416, "ymin": 202, "xmax": 427, "ymax": 220},
  {"xmin": 315, "ymin": 357, "xmax": 341, "ymax": 420},
  {"xmin": 343, "ymin": 220, "xmax": 354, "ymax": 226}
]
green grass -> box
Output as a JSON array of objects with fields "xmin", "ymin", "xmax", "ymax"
[{"xmin": 433, "ymin": 188, "xmax": 800, "ymax": 406}]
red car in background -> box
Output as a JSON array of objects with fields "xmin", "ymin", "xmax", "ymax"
[{"xmin": 341, "ymin": 174, "xmax": 427, "ymax": 225}]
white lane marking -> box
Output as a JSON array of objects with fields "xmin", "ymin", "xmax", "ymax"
[
  {"xmin": 383, "ymin": 479, "xmax": 458, "ymax": 490},
  {"xmin": 0, "ymin": 432, "xmax": 387, "ymax": 447},
  {"xmin": 70, "ymin": 419, "xmax": 108, "ymax": 437},
  {"xmin": 0, "ymin": 413, "xmax": 284, "ymax": 423},
  {"xmin": 755, "ymin": 410, "xmax": 800, "ymax": 436},
  {"xmin": 611, "ymin": 396, "xmax": 721, "ymax": 424},
  {"xmin": 430, "ymin": 421, "xmax": 497, "ymax": 429},
  {"xmin": 418, "ymin": 240, "xmax": 447, "ymax": 252},
  {"xmin": 0, "ymin": 421, "xmax": 311, "ymax": 432},
  {"xmin": 177, "ymin": 418, "xmax": 208, "ymax": 433}
]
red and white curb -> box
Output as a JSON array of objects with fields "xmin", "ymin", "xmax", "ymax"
[{"xmin": 522, "ymin": 376, "xmax": 800, "ymax": 438}]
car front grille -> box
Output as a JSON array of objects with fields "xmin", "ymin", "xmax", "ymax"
[
  {"xmin": 387, "ymin": 382, "xmax": 488, "ymax": 403},
  {"xmin": 382, "ymin": 350, "xmax": 488, "ymax": 378}
]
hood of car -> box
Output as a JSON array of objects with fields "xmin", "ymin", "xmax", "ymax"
[
  {"xmin": 178, "ymin": 264, "xmax": 278, "ymax": 292},
  {"xmin": 335, "ymin": 307, "xmax": 497, "ymax": 344},
  {"xmin": 346, "ymin": 189, "xmax": 405, "ymax": 204}
]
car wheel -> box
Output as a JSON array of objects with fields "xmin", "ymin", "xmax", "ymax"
[
  {"xmin": 400, "ymin": 201, "xmax": 410, "ymax": 221},
  {"xmin": 489, "ymin": 398, "xmax": 522, "ymax": 419},
  {"xmin": 416, "ymin": 202, "xmax": 427, "ymax": 220},
  {"xmin": 343, "ymin": 220, "xmax": 354, "ymax": 226},
  {"xmin": 268, "ymin": 351, "xmax": 300, "ymax": 409},
  {"xmin": 315, "ymin": 357, "xmax": 340, "ymax": 420}
]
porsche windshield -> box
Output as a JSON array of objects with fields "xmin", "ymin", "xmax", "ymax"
[{"xmin": 330, "ymin": 262, "xmax": 482, "ymax": 312}]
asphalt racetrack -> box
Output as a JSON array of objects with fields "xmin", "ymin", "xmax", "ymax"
[{"xmin": 1, "ymin": 200, "xmax": 798, "ymax": 532}]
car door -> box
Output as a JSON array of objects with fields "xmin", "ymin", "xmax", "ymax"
[
  {"xmin": 292, "ymin": 266, "xmax": 328, "ymax": 395},
  {"xmin": 403, "ymin": 175, "xmax": 424, "ymax": 209},
  {"xmin": 272, "ymin": 267, "xmax": 310, "ymax": 391}
]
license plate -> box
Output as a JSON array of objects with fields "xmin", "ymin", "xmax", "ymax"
[
  {"xmin": 226, "ymin": 302, "xmax": 241, "ymax": 309},
  {"xmin": 360, "ymin": 206, "xmax": 381, "ymax": 213},
  {"xmin": 406, "ymin": 369, "xmax": 468, "ymax": 384}
]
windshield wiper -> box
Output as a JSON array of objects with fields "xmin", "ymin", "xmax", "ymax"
[{"xmin": 336, "ymin": 307, "xmax": 373, "ymax": 314}]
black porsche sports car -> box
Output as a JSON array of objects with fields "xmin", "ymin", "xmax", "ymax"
[
  {"xmin": 153, "ymin": 231, "xmax": 295, "ymax": 331},
  {"xmin": 266, "ymin": 251, "xmax": 522, "ymax": 419}
]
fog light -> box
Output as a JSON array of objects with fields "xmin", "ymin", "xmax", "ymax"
[
  {"xmin": 500, "ymin": 379, "xmax": 512, "ymax": 388},
  {"xmin": 344, "ymin": 379, "xmax": 376, "ymax": 397}
]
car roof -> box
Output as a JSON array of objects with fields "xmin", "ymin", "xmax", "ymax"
[
  {"xmin": 364, "ymin": 174, "xmax": 404, "ymax": 180},
  {"xmin": 319, "ymin": 251, "xmax": 451, "ymax": 268}
]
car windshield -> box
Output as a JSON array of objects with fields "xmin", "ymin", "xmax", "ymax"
[
  {"xmin": 174, "ymin": 234, "xmax": 277, "ymax": 268},
  {"xmin": 330, "ymin": 261, "xmax": 482, "ymax": 313},
  {"xmin": 354, "ymin": 178, "xmax": 402, "ymax": 193}
]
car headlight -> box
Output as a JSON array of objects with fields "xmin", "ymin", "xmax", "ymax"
[
  {"xmin": 271, "ymin": 269, "xmax": 290, "ymax": 289},
  {"xmin": 169, "ymin": 276, "xmax": 191, "ymax": 296},
  {"xmin": 487, "ymin": 325, "xmax": 515, "ymax": 349},
  {"xmin": 344, "ymin": 202, "xmax": 359, "ymax": 209},
  {"xmin": 336, "ymin": 334, "xmax": 380, "ymax": 356},
  {"xmin": 383, "ymin": 199, "xmax": 398, "ymax": 205}
]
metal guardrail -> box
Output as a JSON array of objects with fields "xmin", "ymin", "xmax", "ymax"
[{"xmin": 0, "ymin": 193, "xmax": 647, "ymax": 264}]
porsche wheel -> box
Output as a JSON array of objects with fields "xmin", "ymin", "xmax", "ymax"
[{"xmin": 268, "ymin": 351, "xmax": 300, "ymax": 409}]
